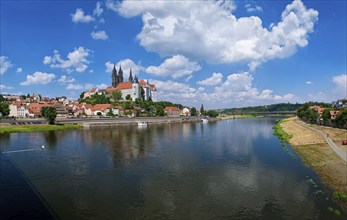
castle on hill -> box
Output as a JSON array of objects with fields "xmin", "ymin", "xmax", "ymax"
[{"xmin": 105, "ymin": 64, "xmax": 157, "ymax": 102}]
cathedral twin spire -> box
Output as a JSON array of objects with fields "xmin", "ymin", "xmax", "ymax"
[{"xmin": 112, "ymin": 63, "xmax": 138, "ymax": 87}]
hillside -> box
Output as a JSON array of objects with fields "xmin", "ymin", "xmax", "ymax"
[{"xmin": 219, "ymin": 102, "xmax": 331, "ymax": 114}]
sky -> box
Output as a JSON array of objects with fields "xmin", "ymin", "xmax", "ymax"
[{"xmin": 0, "ymin": 0, "xmax": 346, "ymax": 109}]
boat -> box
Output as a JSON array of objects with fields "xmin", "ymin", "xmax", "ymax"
[
  {"xmin": 201, "ymin": 119, "xmax": 208, "ymax": 123},
  {"xmin": 137, "ymin": 121, "xmax": 148, "ymax": 127}
]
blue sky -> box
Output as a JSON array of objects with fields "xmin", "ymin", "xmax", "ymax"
[{"xmin": 0, "ymin": 0, "xmax": 346, "ymax": 109}]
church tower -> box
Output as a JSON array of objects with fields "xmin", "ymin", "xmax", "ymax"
[
  {"xmin": 112, "ymin": 64, "xmax": 117, "ymax": 87},
  {"xmin": 128, "ymin": 69, "xmax": 133, "ymax": 83},
  {"xmin": 112, "ymin": 64, "xmax": 124, "ymax": 87},
  {"xmin": 118, "ymin": 65, "xmax": 124, "ymax": 83}
]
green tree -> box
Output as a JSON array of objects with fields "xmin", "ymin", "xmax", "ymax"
[
  {"xmin": 200, "ymin": 104, "xmax": 205, "ymax": 116},
  {"xmin": 112, "ymin": 91, "xmax": 122, "ymax": 101},
  {"xmin": 335, "ymin": 109, "xmax": 347, "ymax": 128},
  {"xmin": 79, "ymin": 91, "xmax": 85, "ymax": 99},
  {"xmin": 96, "ymin": 112, "xmax": 102, "ymax": 116},
  {"xmin": 0, "ymin": 102, "xmax": 10, "ymax": 117},
  {"xmin": 27, "ymin": 93, "xmax": 30, "ymax": 98},
  {"xmin": 191, "ymin": 107, "xmax": 197, "ymax": 116},
  {"xmin": 140, "ymin": 87, "xmax": 145, "ymax": 100},
  {"xmin": 41, "ymin": 107, "xmax": 57, "ymax": 125},
  {"xmin": 156, "ymin": 107, "xmax": 165, "ymax": 116},
  {"xmin": 308, "ymin": 109, "xmax": 319, "ymax": 123},
  {"xmin": 124, "ymin": 101, "xmax": 133, "ymax": 110},
  {"xmin": 205, "ymin": 110, "xmax": 219, "ymax": 117},
  {"xmin": 107, "ymin": 109, "xmax": 115, "ymax": 117},
  {"xmin": 322, "ymin": 108, "xmax": 331, "ymax": 121},
  {"xmin": 125, "ymin": 94, "xmax": 131, "ymax": 100},
  {"xmin": 0, "ymin": 94, "xmax": 6, "ymax": 102}
]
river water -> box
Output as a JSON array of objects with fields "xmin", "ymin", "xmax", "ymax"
[{"xmin": 1, "ymin": 118, "xmax": 345, "ymax": 219}]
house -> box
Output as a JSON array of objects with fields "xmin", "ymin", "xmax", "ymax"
[
  {"xmin": 164, "ymin": 106, "xmax": 180, "ymax": 117},
  {"xmin": 182, "ymin": 107, "xmax": 190, "ymax": 116},
  {"xmin": 28, "ymin": 102, "xmax": 53, "ymax": 117},
  {"xmin": 330, "ymin": 110, "xmax": 340, "ymax": 120},
  {"xmin": 309, "ymin": 106, "xmax": 325, "ymax": 115},
  {"xmin": 332, "ymin": 99, "xmax": 347, "ymax": 108},
  {"xmin": 9, "ymin": 102, "xmax": 30, "ymax": 118}
]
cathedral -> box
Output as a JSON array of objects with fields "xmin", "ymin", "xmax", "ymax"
[{"xmin": 106, "ymin": 64, "xmax": 157, "ymax": 102}]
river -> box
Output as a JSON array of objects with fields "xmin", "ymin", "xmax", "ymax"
[{"xmin": 0, "ymin": 118, "xmax": 345, "ymax": 219}]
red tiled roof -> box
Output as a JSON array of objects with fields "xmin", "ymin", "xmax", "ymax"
[
  {"xmin": 164, "ymin": 106, "xmax": 180, "ymax": 111},
  {"xmin": 309, "ymin": 105, "xmax": 324, "ymax": 114},
  {"xmin": 91, "ymin": 88, "xmax": 97, "ymax": 93}
]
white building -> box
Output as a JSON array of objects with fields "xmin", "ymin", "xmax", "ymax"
[{"xmin": 9, "ymin": 103, "xmax": 30, "ymax": 118}]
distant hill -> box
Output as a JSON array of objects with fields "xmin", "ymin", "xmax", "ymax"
[{"xmin": 219, "ymin": 102, "xmax": 331, "ymax": 114}]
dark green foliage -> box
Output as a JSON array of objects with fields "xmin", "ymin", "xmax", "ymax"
[
  {"xmin": 200, "ymin": 104, "xmax": 205, "ymax": 115},
  {"xmin": 125, "ymin": 94, "xmax": 131, "ymax": 100},
  {"xmin": 191, "ymin": 107, "xmax": 197, "ymax": 116},
  {"xmin": 0, "ymin": 102, "xmax": 10, "ymax": 117},
  {"xmin": 79, "ymin": 91, "xmax": 85, "ymax": 99},
  {"xmin": 112, "ymin": 91, "xmax": 122, "ymax": 101},
  {"xmin": 107, "ymin": 109, "xmax": 114, "ymax": 116},
  {"xmin": 41, "ymin": 107, "xmax": 57, "ymax": 125},
  {"xmin": 124, "ymin": 101, "xmax": 133, "ymax": 110},
  {"xmin": 0, "ymin": 94, "xmax": 6, "ymax": 102},
  {"xmin": 223, "ymin": 102, "xmax": 331, "ymax": 114},
  {"xmin": 322, "ymin": 108, "xmax": 331, "ymax": 121},
  {"xmin": 335, "ymin": 108, "xmax": 347, "ymax": 128},
  {"xmin": 333, "ymin": 191, "xmax": 347, "ymax": 202},
  {"xmin": 205, "ymin": 110, "xmax": 218, "ymax": 117},
  {"xmin": 79, "ymin": 93, "xmax": 111, "ymax": 105}
]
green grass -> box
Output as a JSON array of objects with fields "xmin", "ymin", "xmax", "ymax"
[
  {"xmin": 273, "ymin": 119, "xmax": 293, "ymax": 143},
  {"xmin": 333, "ymin": 191, "xmax": 347, "ymax": 202},
  {"xmin": 0, "ymin": 124, "xmax": 83, "ymax": 134}
]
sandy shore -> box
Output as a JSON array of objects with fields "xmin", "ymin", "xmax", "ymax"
[{"xmin": 280, "ymin": 117, "xmax": 347, "ymax": 207}]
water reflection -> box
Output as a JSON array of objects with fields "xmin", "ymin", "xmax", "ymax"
[{"xmin": 0, "ymin": 119, "xmax": 345, "ymax": 219}]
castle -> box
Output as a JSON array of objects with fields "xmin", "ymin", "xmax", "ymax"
[{"xmin": 105, "ymin": 64, "xmax": 157, "ymax": 102}]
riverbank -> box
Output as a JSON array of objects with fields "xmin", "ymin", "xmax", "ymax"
[
  {"xmin": 277, "ymin": 117, "xmax": 347, "ymax": 209},
  {"xmin": 0, "ymin": 116, "xmax": 217, "ymax": 132},
  {"xmin": 0, "ymin": 124, "xmax": 83, "ymax": 134}
]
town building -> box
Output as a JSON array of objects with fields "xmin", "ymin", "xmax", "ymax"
[{"xmin": 164, "ymin": 106, "xmax": 180, "ymax": 117}]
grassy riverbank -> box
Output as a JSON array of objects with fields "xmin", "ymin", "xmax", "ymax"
[
  {"xmin": 0, "ymin": 124, "xmax": 83, "ymax": 134},
  {"xmin": 276, "ymin": 117, "xmax": 347, "ymax": 211},
  {"xmin": 273, "ymin": 119, "xmax": 292, "ymax": 143}
]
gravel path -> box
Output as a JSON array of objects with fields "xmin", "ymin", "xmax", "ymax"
[{"xmin": 294, "ymin": 119, "xmax": 347, "ymax": 162}]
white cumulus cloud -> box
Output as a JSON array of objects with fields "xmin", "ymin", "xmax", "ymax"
[
  {"xmin": 93, "ymin": 2, "xmax": 104, "ymax": 17},
  {"xmin": 71, "ymin": 8, "xmax": 94, "ymax": 23},
  {"xmin": 197, "ymin": 72, "xmax": 223, "ymax": 86},
  {"xmin": 20, "ymin": 72, "xmax": 56, "ymax": 86},
  {"xmin": 43, "ymin": 47, "xmax": 92, "ymax": 73},
  {"xmin": 146, "ymin": 55, "xmax": 201, "ymax": 79},
  {"xmin": 96, "ymin": 83, "xmax": 108, "ymax": 89},
  {"xmin": 305, "ymin": 81, "xmax": 313, "ymax": 85},
  {"xmin": 115, "ymin": 0, "xmax": 318, "ymax": 70},
  {"xmin": 16, "ymin": 67, "xmax": 23, "ymax": 73},
  {"xmin": 66, "ymin": 83, "xmax": 94, "ymax": 90},
  {"xmin": 91, "ymin": 30, "xmax": 109, "ymax": 40},
  {"xmin": 245, "ymin": 4, "xmax": 263, "ymax": 13},
  {"xmin": 332, "ymin": 74, "xmax": 347, "ymax": 95},
  {"xmin": 58, "ymin": 75, "xmax": 76, "ymax": 84},
  {"xmin": 0, "ymin": 56, "xmax": 13, "ymax": 75},
  {"xmin": 0, "ymin": 84, "xmax": 14, "ymax": 90}
]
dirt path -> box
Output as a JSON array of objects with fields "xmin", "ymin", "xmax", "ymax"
[{"xmin": 294, "ymin": 119, "xmax": 347, "ymax": 162}]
